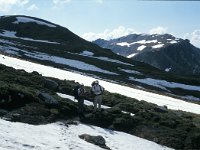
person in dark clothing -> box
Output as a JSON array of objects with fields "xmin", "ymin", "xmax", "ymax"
[{"xmin": 77, "ymin": 84, "xmax": 85, "ymax": 118}]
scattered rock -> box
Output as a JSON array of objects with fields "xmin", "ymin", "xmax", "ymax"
[
  {"xmin": 44, "ymin": 78, "xmax": 59, "ymax": 90},
  {"xmin": 79, "ymin": 134, "xmax": 110, "ymax": 150},
  {"xmin": 0, "ymin": 109, "xmax": 8, "ymax": 116},
  {"xmin": 38, "ymin": 92, "xmax": 59, "ymax": 107},
  {"xmin": 65, "ymin": 120, "xmax": 79, "ymax": 126},
  {"xmin": 32, "ymin": 71, "xmax": 40, "ymax": 76},
  {"xmin": 154, "ymin": 106, "xmax": 168, "ymax": 113}
]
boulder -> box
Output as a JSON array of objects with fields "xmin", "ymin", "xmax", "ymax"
[
  {"xmin": 32, "ymin": 71, "xmax": 40, "ymax": 76},
  {"xmin": 44, "ymin": 78, "xmax": 59, "ymax": 90},
  {"xmin": 154, "ymin": 106, "xmax": 168, "ymax": 113},
  {"xmin": 0, "ymin": 109, "xmax": 8, "ymax": 116},
  {"xmin": 38, "ymin": 92, "xmax": 59, "ymax": 107},
  {"xmin": 79, "ymin": 134, "xmax": 110, "ymax": 150}
]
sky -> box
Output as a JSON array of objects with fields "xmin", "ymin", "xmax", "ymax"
[{"xmin": 0, "ymin": 0, "xmax": 200, "ymax": 47}]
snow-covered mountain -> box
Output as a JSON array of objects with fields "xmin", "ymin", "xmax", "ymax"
[
  {"xmin": 93, "ymin": 34, "xmax": 200, "ymax": 75},
  {"xmin": 0, "ymin": 15, "xmax": 199, "ymax": 102}
]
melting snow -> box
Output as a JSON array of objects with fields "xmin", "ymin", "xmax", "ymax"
[
  {"xmin": 116, "ymin": 42, "xmax": 130, "ymax": 47},
  {"xmin": 152, "ymin": 44, "xmax": 164, "ymax": 49},
  {"xmin": 13, "ymin": 17, "xmax": 56, "ymax": 28},
  {"xmin": 137, "ymin": 45, "xmax": 146, "ymax": 51},
  {"xmin": 97, "ymin": 56, "xmax": 134, "ymax": 66},
  {"xmin": 1, "ymin": 54, "xmax": 200, "ymax": 114},
  {"xmin": 129, "ymin": 77, "xmax": 200, "ymax": 92},
  {"xmin": 133, "ymin": 40, "xmax": 158, "ymax": 44},
  {"xmin": 116, "ymin": 40, "xmax": 158, "ymax": 47},
  {"xmin": 0, "ymin": 119, "xmax": 171, "ymax": 150},
  {"xmin": 57, "ymin": 93, "xmax": 135, "ymax": 116},
  {"xmin": 79, "ymin": 51, "xmax": 134, "ymax": 66},
  {"xmin": 0, "ymin": 30, "xmax": 59, "ymax": 44},
  {"xmin": 169, "ymin": 41, "xmax": 178, "ymax": 44},
  {"xmin": 57, "ymin": 93, "xmax": 110, "ymax": 109},
  {"xmin": 127, "ymin": 53, "xmax": 137, "ymax": 58},
  {"xmin": 119, "ymin": 68, "xmax": 142, "ymax": 75},
  {"xmin": 23, "ymin": 51, "xmax": 118, "ymax": 75},
  {"xmin": 0, "ymin": 31, "xmax": 16, "ymax": 38},
  {"xmin": 80, "ymin": 51, "xmax": 94, "ymax": 56}
]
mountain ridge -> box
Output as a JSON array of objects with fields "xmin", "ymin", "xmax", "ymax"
[{"xmin": 93, "ymin": 34, "xmax": 200, "ymax": 75}]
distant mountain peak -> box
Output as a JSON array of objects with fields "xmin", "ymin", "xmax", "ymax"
[{"xmin": 93, "ymin": 33, "xmax": 200, "ymax": 75}]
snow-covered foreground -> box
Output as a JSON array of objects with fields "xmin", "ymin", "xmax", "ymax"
[
  {"xmin": 0, "ymin": 119, "xmax": 172, "ymax": 150},
  {"xmin": 1, "ymin": 54, "xmax": 200, "ymax": 114}
]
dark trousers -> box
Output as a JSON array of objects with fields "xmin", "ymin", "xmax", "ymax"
[{"xmin": 77, "ymin": 98, "xmax": 84, "ymax": 115}]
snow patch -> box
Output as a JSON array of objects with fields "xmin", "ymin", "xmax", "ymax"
[
  {"xmin": 97, "ymin": 56, "xmax": 134, "ymax": 66},
  {"xmin": 129, "ymin": 77, "xmax": 200, "ymax": 92},
  {"xmin": 0, "ymin": 119, "xmax": 171, "ymax": 150},
  {"xmin": 80, "ymin": 51, "xmax": 94, "ymax": 56},
  {"xmin": 137, "ymin": 45, "xmax": 146, "ymax": 51},
  {"xmin": 57, "ymin": 93, "xmax": 110, "ymax": 109},
  {"xmin": 116, "ymin": 42, "xmax": 130, "ymax": 47},
  {"xmin": 0, "ymin": 30, "xmax": 16, "ymax": 38},
  {"xmin": 127, "ymin": 53, "xmax": 137, "ymax": 58},
  {"xmin": 13, "ymin": 17, "xmax": 56, "ymax": 28},
  {"xmin": 152, "ymin": 44, "xmax": 164, "ymax": 49},
  {"xmin": 23, "ymin": 51, "xmax": 118, "ymax": 75},
  {"xmin": 133, "ymin": 40, "xmax": 158, "ymax": 44},
  {"xmin": 169, "ymin": 40, "xmax": 178, "ymax": 44},
  {"xmin": 77, "ymin": 52, "xmax": 134, "ymax": 66},
  {"xmin": 57, "ymin": 92, "xmax": 135, "ymax": 116},
  {"xmin": 0, "ymin": 30, "xmax": 59, "ymax": 44},
  {"xmin": 119, "ymin": 68, "xmax": 142, "ymax": 75}
]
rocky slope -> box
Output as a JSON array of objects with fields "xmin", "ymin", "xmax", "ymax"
[
  {"xmin": 93, "ymin": 34, "xmax": 200, "ymax": 75},
  {"xmin": 0, "ymin": 63, "xmax": 200, "ymax": 149}
]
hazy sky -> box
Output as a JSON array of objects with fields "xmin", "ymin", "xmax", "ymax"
[{"xmin": 0, "ymin": 0, "xmax": 200, "ymax": 47}]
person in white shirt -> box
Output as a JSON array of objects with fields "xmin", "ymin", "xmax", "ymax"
[{"xmin": 91, "ymin": 80, "xmax": 104, "ymax": 112}]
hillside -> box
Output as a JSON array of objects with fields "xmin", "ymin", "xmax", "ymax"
[
  {"xmin": 93, "ymin": 34, "xmax": 200, "ymax": 75},
  {"xmin": 0, "ymin": 15, "xmax": 199, "ymax": 103},
  {"xmin": 0, "ymin": 62, "xmax": 200, "ymax": 149}
]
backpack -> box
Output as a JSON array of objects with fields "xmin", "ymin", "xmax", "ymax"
[
  {"xmin": 73, "ymin": 85, "xmax": 80, "ymax": 99},
  {"xmin": 92, "ymin": 84, "xmax": 104, "ymax": 95}
]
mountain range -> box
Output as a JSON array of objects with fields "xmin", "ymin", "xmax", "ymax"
[
  {"xmin": 0, "ymin": 15, "xmax": 200, "ymax": 150},
  {"xmin": 93, "ymin": 34, "xmax": 200, "ymax": 75}
]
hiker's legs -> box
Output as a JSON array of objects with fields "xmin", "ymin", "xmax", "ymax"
[
  {"xmin": 78, "ymin": 99, "xmax": 84, "ymax": 114},
  {"xmin": 93, "ymin": 96, "xmax": 98, "ymax": 112},
  {"xmin": 97, "ymin": 95, "xmax": 102, "ymax": 110}
]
